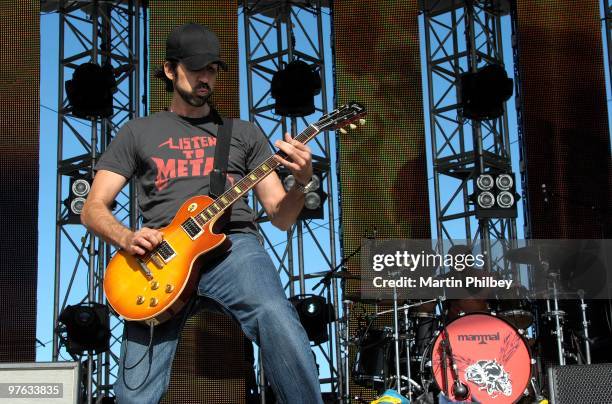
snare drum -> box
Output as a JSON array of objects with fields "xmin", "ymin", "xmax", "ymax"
[{"xmin": 427, "ymin": 313, "xmax": 532, "ymax": 404}]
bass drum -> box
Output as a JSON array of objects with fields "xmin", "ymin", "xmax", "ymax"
[{"xmin": 428, "ymin": 313, "xmax": 532, "ymax": 404}]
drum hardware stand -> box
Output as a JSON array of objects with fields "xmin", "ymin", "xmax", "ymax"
[
  {"xmin": 529, "ymin": 377, "xmax": 548, "ymax": 404},
  {"xmin": 577, "ymin": 290, "xmax": 592, "ymax": 364},
  {"xmin": 403, "ymin": 305, "xmax": 413, "ymax": 399},
  {"xmin": 312, "ymin": 242, "xmax": 365, "ymax": 404},
  {"xmin": 392, "ymin": 283, "xmax": 402, "ymax": 394},
  {"xmin": 343, "ymin": 299, "xmax": 352, "ymax": 404},
  {"xmin": 372, "ymin": 297, "xmax": 440, "ymax": 397},
  {"xmin": 542, "ymin": 261, "xmax": 566, "ymax": 366}
]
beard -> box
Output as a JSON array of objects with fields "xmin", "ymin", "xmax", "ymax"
[{"xmin": 174, "ymin": 80, "xmax": 212, "ymax": 107}]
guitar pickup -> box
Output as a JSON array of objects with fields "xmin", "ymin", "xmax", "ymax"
[
  {"xmin": 156, "ymin": 240, "xmax": 176, "ymax": 263},
  {"xmin": 181, "ymin": 216, "xmax": 203, "ymax": 240}
]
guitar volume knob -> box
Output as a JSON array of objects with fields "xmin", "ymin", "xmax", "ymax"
[
  {"xmin": 149, "ymin": 297, "xmax": 159, "ymax": 307},
  {"xmin": 151, "ymin": 281, "xmax": 160, "ymax": 290},
  {"xmin": 165, "ymin": 284, "xmax": 174, "ymax": 293},
  {"xmin": 136, "ymin": 296, "xmax": 145, "ymax": 305}
]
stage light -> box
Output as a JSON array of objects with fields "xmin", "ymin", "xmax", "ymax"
[
  {"xmin": 304, "ymin": 192, "xmax": 322, "ymax": 210},
  {"xmin": 497, "ymin": 191, "xmax": 515, "ymax": 208},
  {"xmin": 70, "ymin": 197, "xmax": 86, "ymax": 215},
  {"xmin": 277, "ymin": 165, "xmax": 327, "ymax": 220},
  {"xmin": 65, "ymin": 62, "xmax": 116, "ymax": 119},
  {"xmin": 63, "ymin": 174, "xmax": 91, "ymax": 224},
  {"xmin": 289, "ymin": 295, "xmax": 335, "ymax": 346},
  {"xmin": 71, "ymin": 178, "xmax": 90, "ymax": 197},
  {"xmin": 476, "ymin": 174, "xmax": 494, "ymax": 191},
  {"xmin": 282, "ymin": 174, "xmax": 296, "ymax": 192},
  {"xmin": 477, "ymin": 191, "xmax": 495, "ymax": 209},
  {"xmin": 496, "ymin": 174, "xmax": 513, "ymax": 191},
  {"xmin": 58, "ymin": 303, "xmax": 110, "ymax": 355},
  {"xmin": 459, "ymin": 63, "xmax": 513, "ymax": 121},
  {"xmin": 472, "ymin": 172, "xmax": 519, "ymax": 218},
  {"xmin": 271, "ymin": 60, "xmax": 322, "ymax": 117}
]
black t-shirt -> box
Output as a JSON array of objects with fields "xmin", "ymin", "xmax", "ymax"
[{"xmin": 95, "ymin": 110, "xmax": 273, "ymax": 235}]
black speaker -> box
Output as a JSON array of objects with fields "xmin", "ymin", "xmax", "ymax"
[{"xmin": 547, "ymin": 363, "xmax": 612, "ymax": 404}]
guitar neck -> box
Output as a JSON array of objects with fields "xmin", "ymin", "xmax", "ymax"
[{"xmin": 194, "ymin": 124, "xmax": 321, "ymax": 223}]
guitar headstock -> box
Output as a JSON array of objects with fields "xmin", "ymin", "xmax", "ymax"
[{"xmin": 315, "ymin": 102, "xmax": 367, "ymax": 133}]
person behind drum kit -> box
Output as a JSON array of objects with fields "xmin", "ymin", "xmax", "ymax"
[
  {"xmin": 415, "ymin": 245, "xmax": 489, "ymax": 323},
  {"xmin": 444, "ymin": 245, "xmax": 490, "ymax": 321}
]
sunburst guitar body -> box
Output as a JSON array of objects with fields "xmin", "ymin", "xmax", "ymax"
[
  {"xmin": 103, "ymin": 195, "xmax": 227, "ymax": 325},
  {"xmin": 103, "ymin": 102, "xmax": 366, "ymax": 325}
]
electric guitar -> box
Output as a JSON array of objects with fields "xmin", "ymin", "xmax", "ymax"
[{"xmin": 103, "ymin": 102, "xmax": 366, "ymax": 325}]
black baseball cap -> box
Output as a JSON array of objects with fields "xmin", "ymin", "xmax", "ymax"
[{"xmin": 166, "ymin": 23, "xmax": 227, "ymax": 71}]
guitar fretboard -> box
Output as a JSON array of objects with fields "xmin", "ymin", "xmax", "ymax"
[{"xmin": 193, "ymin": 124, "xmax": 320, "ymax": 225}]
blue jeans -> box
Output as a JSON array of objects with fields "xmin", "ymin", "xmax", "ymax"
[{"xmin": 114, "ymin": 233, "xmax": 323, "ymax": 404}]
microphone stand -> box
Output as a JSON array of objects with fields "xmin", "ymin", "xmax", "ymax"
[
  {"xmin": 438, "ymin": 301, "xmax": 469, "ymax": 401},
  {"xmin": 312, "ymin": 245, "xmax": 361, "ymax": 291}
]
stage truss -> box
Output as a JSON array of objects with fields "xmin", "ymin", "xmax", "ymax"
[
  {"xmin": 51, "ymin": 0, "xmax": 141, "ymax": 401},
  {"xmin": 421, "ymin": 0, "xmax": 518, "ymax": 273},
  {"xmin": 242, "ymin": 0, "xmax": 342, "ymax": 398}
]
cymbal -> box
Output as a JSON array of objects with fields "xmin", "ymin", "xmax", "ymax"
[
  {"xmin": 504, "ymin": 243, "xmax": 571, "ymax": 266},
  {"xmin": 330, "ymin": 270, "xmax": 360, "ymax": 280}
]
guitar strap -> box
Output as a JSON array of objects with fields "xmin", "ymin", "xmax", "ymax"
[{"xmin": 209, "ymin": 117, "xmax": 233, "ymax": 199}]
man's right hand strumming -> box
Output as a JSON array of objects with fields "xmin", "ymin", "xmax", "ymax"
[{"xmin": 120, "ymin": 227, "xmax": 164, "ymax": 256}]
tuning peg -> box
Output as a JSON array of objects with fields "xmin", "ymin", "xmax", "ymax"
[
  {"xmin": 359, "ymin": 119, "xmax": 366, "ymax": 125},
  {"xmin": 339, "ymin": 128, "xmax": 347, "ymax": 134},
  {"xmin": 349, "ymin": 123, "xmax": 357, "ymax": 130}
]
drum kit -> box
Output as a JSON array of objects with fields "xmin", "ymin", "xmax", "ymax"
[{"xmin": 336, "ymin": 243, "xmax": 600, "ymax": 404}]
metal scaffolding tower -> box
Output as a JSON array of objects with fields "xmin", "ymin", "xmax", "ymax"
[
  {"xmin": 52, "ymin": 0, "xmax": 140, "ymax": 401},
  {"xmin": 242, "ymin": 0, "xmax": 342, "ymax": 397},
  {"xmin": 421, "ymin": 0, "xmax": 517, "ymax": 269}
]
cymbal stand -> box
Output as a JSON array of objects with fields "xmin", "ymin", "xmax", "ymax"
[
  {"xmin": 392, "ymin": 284, "xmax": 402, "ymax": 394},
  {"xmin": 578, "ymin": 292, "xmax": 592, "ymax": 364},
  {"xmin": 403, "ymin": 306, "xmax": 413, "ymax": 399},
  {"xmin": 343, "ymin": 300, "xmax": 352, "ymax": 404},
  {"xmin": 544, "ymin": 267, "xmax": 566, "ymax": 365}
]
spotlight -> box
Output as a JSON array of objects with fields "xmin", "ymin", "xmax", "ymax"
[
  {"xmin": 477, "ymin": 191, "xmax": 495, "ymax": 209},
  {"xmin": 58, "ymin": 303, "xmax": 110, "ymax": 355},
  {"xmin": 304, "ymin": 191, "xmax": 322, "ymax": 210},
  {"xmin": 459, "ymin": 63, "xmax": 513, "ymax": 121},
  {"xmin": 472, "ymin": 172, "xmax": 519, "ymax": 218},
  {"xmin": 282, "ymin": 174, "xmax": 297, "ymax": 192},
  {"xmin": 497, "ymin": 191, "xmax": 515, "ymax": 208},
  {"xmin": 70, "ymin": 197, "xmax": 86, "ymax": 215},
  {"xmin": 271, "ymin": 60, "xmax": 322, "ymax": 117},
  {"xmin": 476, "ymin": 174, "xmax": 494, "ymax": 191},
  {"xmin": 277, "ymin": 165, "xmax": 327, "ymax": 220},
  {"xmin": 307, "ymin": 174, "xmax": 321, "ymax": 191},
  {"xmin": 71, "ymin": 178, "xmax": 91, "ymax": 197},
  {"xmin": 496, "ymin": 174, "xmax": 513, "ymax": 191},
  {"xmin": 63, "ymin": 175, "xmax": 92, "ymax": 224},
  {"xmin": 289, "ymin": 295, "xmax": 335, "ymax": 345},
  {"xmin": 65, "ymin": 62, "xmax": 116, "ymax": 119}
]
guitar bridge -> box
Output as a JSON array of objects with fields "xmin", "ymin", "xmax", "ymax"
[{"xmin": 136, "ymin": 258, "xmax": 153, "ymax": 280}]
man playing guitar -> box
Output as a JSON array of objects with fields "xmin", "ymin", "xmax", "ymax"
[{"xmin": 81, "ymin": 23, "xmax": 323, "ymax": 404}]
